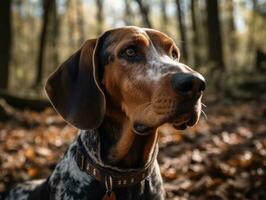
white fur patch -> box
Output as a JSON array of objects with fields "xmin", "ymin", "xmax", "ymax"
[
  {"xmin": 49, "ymin": 141, "xmax": 92, "ymax": 199},
  {"xmin": 5, "ymin": 180, "xmax": 45, "ymax": 200}
]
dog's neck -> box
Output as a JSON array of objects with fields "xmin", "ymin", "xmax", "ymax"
[{"xmin": 98, "ymin": 107, "xmax": 159, "ymax": 169}]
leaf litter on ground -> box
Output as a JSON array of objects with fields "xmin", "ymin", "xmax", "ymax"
[{"xmin": 0, "ymin": 100, "xmax": 266, "ymax": 200}]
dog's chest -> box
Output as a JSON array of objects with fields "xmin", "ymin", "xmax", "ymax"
[
  {"xmin": 48, "ymin": 139, "xmax": 164, "ymax": 200},
  {"xmin": 6, "ymin": 134, "xmax": 164, "ymax": 200}
]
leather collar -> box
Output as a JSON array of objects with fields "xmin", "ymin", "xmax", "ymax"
[{"xmin": 75, "ymin": 134, "xmax": 157, "ymax": 188}]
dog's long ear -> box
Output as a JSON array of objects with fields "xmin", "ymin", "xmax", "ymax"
[{"xmin": 45, "ymin": 37, "xmax": 106, "ymax": 130}]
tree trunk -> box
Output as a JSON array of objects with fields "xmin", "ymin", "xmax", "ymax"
[
  {"xmin": 77, "ymin": 0, "xmax": 85, "ymax": 44},
  {"xmin": 206, "ymin": 0, "xmax": 225, "ymax": 93},
  {"xmin": 226, "ymin": 0, "xmax": 235, "ymax": 34},
  {"xmin": 226, "ymin": 0, "xmax": 236, "ymax": 50},
  {"xmin": 135, "ymin": 0, "xmax": 152, "ymax": 28},
  {"xmin": 96, "ymin": 0, "xmax": 104, "ymax": 35},
  {"xmin": 191, "ymin": 0, "xmax": 200, "ymax": 66},
  {"xmin": 124, "ymin": 0, "xmax": 133, "ymax": 25},
  {"xmin": 35, "ymin": 0, "xmax": 53, "ymax": 87},
  {"xmin": 160, "ymin": 0, "xmax": 168, "ymax": 32},
  {"xmin": 206, "ymin": 0, "xmax": 224, "ymax": 70},
  {"xmin": 246, "ymin": 0, "xmax": 257, "ymax": 68},
  {"xmin": 51, "ymin": 0, "xmax": 60, "ymax": 69},
  {"xmin": 66, "ymin": 0, "xmax": 77, "ymax": 49},
  {"xmin": 0, "ymin": 0, "xmax": 12, "ymax": 90},
  {"xmin": 247, "ymin": 0, "xmax": 257, "ymax": 48},
  {"xmin": 175, "ymin": 0, "xmax": 188, "ymax": 62}
]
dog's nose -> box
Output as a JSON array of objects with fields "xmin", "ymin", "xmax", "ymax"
[{"xmin": 171, "ymin": 73, "xmax": 206, "ymax": 95}]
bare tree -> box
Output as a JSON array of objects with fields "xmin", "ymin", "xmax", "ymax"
[
  {"xmin": 191, "ymin": 0, "xmax": 200, "ymax": 66},
  {"xmin": 206, "ymin": 0, "xmax": 225, "ymax": 92},
  {"xmin": 35, "ymin": 0, "xmax": 54, "ymax": 87},
  {"xmin": 247, "ymin": 0, "xmax": 257, "ymax": 47},
  {"xmin": 175, "ymin": 0, "xmax": 188, "ymax": 61},
  {"xmin": 246, "ymin": 0, "xmax": 258, "ymax": 67},
  {"xmin": 77, "ymin": 0, "xmax": 85, "ymax": 44},
  {"xmin": 50, "ymin": 0, "xmax": 60, "ymax": 69},
  {"xmin": 206, "ymin": 0, "xmax": 224, "ymax": 70},
  {"xmin": 124, "ymin": 0, "xmax": 133, "ymax": 25},
  {"xmin": 65, "ymin": 0, "xmax": 79, "ymax": 50},
  {"xmin": 226, "ymin": 0, "xmax": 236, "ymax": 50},
  {"xmin": 66, "ymin": 0, "xmax": 77, "ymax": 49},
  {"xmin": 0, "ymin": 0, "xmax": 12, "ymax": 89},
  {"xmin": 226, "ymin": 0, "xmax": 236, "ymax": 34},
  {"xmin": 160, "ymin": 0, "xmax": 168, "ymax": 32},
  {"xmin": 134, "ymin": 0, "xmax": 152, "ymax": 28},
  {"xmin": 96, "ymin": 0, "xmax": 104, "ymax": 35}
]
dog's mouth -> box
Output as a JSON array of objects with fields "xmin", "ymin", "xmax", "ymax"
[
  {"xmin": 172, "ymin": 111, "xmax": 199, "ymax": 130},
  {"xmin": 133, "ymin": 109, "xmax": 200, "ymax": 136},
  {"xmin": 133, "ymin": 112, "xmax": 199, "ymax": 136}
]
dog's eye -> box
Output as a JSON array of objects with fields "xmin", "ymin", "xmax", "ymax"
[
  {"xmin": 172, "ymin": 51, "xmax": 178, "ymax": 60},
  {"xmin": 119, "ymin": 45, "xmax": 143, "ymax": 62},
  {"xmin": 125, "ymin": 47, "xmax": 137, "ymax": 57}
]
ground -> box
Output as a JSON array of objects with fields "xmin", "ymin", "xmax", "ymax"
[{"xmin": 0, "ymin": 100, "xmax": 266, "ymax": 200}]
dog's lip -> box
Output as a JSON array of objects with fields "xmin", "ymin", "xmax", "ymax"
[
  {"xmin": 172, "ymin": 114, "xmax": 191, "ymax": 130},
  {"xmin": 186, "ymin": 112, "xmax": 198, "ymax": 126},
  {"xmin": 172, "ymin": 111, "xmax": 199, "ymax": 129},
  {"xmin": 132, "ymin": 110, "xmax": 199, "ymax": 134}
]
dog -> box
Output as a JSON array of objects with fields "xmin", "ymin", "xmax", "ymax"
[{"xmin": 5, "ymin": 26, "xmax": 205, "ymax": 200}]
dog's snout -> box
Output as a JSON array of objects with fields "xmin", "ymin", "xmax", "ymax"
[{"xmin": 171, "ymin": 73, "xmax": 206, "ymax": 95}]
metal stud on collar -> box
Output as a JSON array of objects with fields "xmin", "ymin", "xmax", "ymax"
[
  {"xmin": 81, "ymin": 155, "xmax": 85, "ymax": 170},
  {"xmin": 105, "ymin": 175, "xmax": 113, "ymax": 196}
]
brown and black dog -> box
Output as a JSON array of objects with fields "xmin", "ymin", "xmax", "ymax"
[{"xmin": 5, "ymin": 26, "xmax": 205, "ymax": 200}]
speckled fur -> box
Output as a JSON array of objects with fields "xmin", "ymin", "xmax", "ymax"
[{"xmin": 4, "ymin": 130, "xmax": 165, "ymax": 200}]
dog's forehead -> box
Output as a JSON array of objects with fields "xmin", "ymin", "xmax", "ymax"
[
  {"xmin": 107, "ymin": 27, "xmax": 147, "ymax": 39},
  {"xmin": 143, "ymin": 28, "xmax": 176, "ymax": 47},
  {"xmin": 102, "ymin": 27, "xmax": 148, "ymax": 48},
  {"xmin": 102, "ymin": 27, "xmax": 176, "ymax": 50}
]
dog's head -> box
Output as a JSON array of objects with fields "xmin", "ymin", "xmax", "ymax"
[{"xmin": 45, "ymin": 26, "xmax": 205, "ymax": 134}]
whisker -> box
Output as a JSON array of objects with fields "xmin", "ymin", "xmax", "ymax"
[
  {"xmin": 138, "ymin": 101, "xmax": 152, "ymax": 108},
  {"xmin": 201, "ymin": 109, "xmax": 208, "ymax": 120},
  {"xmin": 143, "ymin": 103, "xmax": 152, "ymax": 112},
  {"xmin": 201, "ymin": 103, "xmax": 207, "ymax": 108},
  {"xmin": 134, "ymin": 101, "xmax": 152, "ymax": 113}
]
